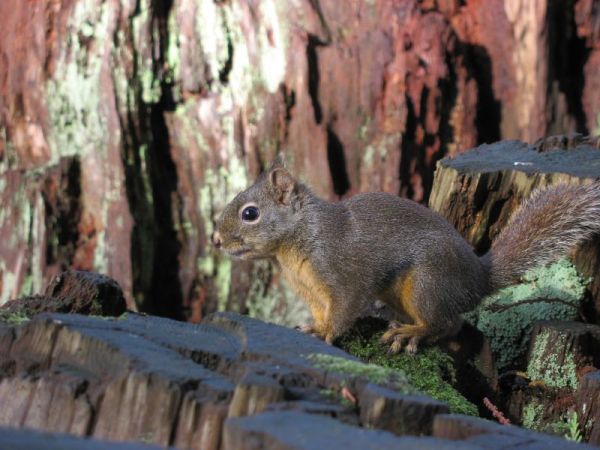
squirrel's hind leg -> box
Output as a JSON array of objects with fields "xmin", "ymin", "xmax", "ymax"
[{"xmin": 379, "ymin": 269, "xmax": 441, "ymax": 355}]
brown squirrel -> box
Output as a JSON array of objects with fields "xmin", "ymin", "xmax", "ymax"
[{"xmin": 213, "ymin": 159, "xmax": 600, "ymax": 354}]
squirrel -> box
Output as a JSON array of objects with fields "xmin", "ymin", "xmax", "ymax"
[{"xmin": 213, "ymin": 158, "xmax": 600, "ymax": 354}]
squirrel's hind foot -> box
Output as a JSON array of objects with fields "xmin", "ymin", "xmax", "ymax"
[{"xmin": 381, "ymin": 323, "xmax": 426, "ymax": 355}]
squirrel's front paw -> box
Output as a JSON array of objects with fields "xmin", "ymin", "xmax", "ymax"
[
  {"xmin": 295, "ymin": 324, "xmax": 335, "ymax": 344},
  {"xmin": 296, "ymin": 323, "xmax": 316, "ymax": 334},
  {"xmin": 296, "ymin": 323, "xmax": 325, "ymax": 340}
]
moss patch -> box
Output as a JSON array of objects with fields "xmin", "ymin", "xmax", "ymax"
[
  {"xmin": 306, "ymin": 353, "xmax": 415, "ymax": 395},
  {"xmin": 337, "ymin": 322, "xmax": 478, "ymax": 416},
  {"xmin": 465, "ymin": 258, "xmax": 587, "ymax": 371},
  {"xmin": 0, "ymin": 310, "xmax": 29, "ymax": 326}
]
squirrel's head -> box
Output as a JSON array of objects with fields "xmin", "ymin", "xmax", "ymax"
[{"xmin": 213, "ymin": 158, "xmax": 303, "ymax": 260}]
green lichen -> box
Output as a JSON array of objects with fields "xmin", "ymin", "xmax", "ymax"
[
  {"xmin": 465, "ymin": 258, "xmax": 587, "ymax": 371},
  {"xmin": 245, "ymin": 261, "xmax": 310, "ymax": 327},
  {"xmin": 132, "ymin": 0, "xmax": 161, "ymax": 104},
  {"xmin": 195, "ymin": 0, "xmax": 231, "ymax": 85},
  {"xmin": 595, "ymin": 112, "xmax": 600, "ymax": 137},
  {"xmin": 0, "ymin": 310, "xmax": 29, "ymax": 326},
  {"xmin": 306, "ymin": 353, "xmax": 415, "ymax": 394},
  {"xmin": 163, "ymin": 0, "xmax": 292, "ymax": 319},
  {"xmin": 338, "ymin": 329, "xmax": 478, "ymax": 416},
  {"xmin": 45, "ymin": 0, "xmax": 111, "ymax": 164},
  {"xmin": 361, "ymin": 133, "xmax": 402, "ymax": 168},
  {"xmin": 43, "ymin": 0, "xmax": 123, "ymax": 279},
  {"xmin": 215, "ymin": 258, "xmax": 232, "ymax": 312},
  {"xmin": 522, "ymin": 399, "xmax": 545, "ymax": 432},
  {"xmin": 18, "ymin": 275, "xmax": 35, "ymax": 299},
  {"xmin": 527, "ymin": 329, "xmax": 579, "ymax": 389},
  {"xmin": 165, "ymin": 13, "xmax": 180, "ymax": 86}
]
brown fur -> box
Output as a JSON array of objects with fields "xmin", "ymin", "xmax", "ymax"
[
  {"xmin": 379, "ymin": 271, "xmax": 431, "ymax": 354},
  {"xmin": 487, "ymin": 184, "xmax": 600, "ymax": 289}
]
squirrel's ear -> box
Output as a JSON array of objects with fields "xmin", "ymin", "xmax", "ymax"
[
  {"xmin": 267, "ymin": 154, "xmax": 286, "ymax": 171},
  {"xmin": 269, "ymin": 167, "xmax": 296, "ymax": 205}
]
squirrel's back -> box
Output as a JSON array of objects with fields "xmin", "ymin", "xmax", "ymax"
[{"xmin": 315, "ymin": 192, "xmax": 490, "ymax": 308}]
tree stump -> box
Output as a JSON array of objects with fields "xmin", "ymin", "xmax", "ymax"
[{"xmin": 429, "ymin": 134, "xmax": 600, "ymax": 320}]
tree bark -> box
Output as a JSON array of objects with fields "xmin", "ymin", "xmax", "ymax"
[{"xmin": 1, "ymin": 0, "xmax": 599, "ymax": 320}]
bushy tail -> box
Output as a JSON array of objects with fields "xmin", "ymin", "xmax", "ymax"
[{"xmin": 485, "ymin": 183, "xmax": 600, "ymax": 290}]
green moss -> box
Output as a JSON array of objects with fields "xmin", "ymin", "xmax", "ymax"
[
  {"xmin": 595, "ymin": 112, "xmax": 600, "ymax": 137},
  {"xmin": 307, "ymin": 353, "xmax": 415, "ymax": 395},
  {"xmin": 527, "ymin": 329, "xmax": 579, "ymax": 389},
  {"xmin": 0, "ymin": 310, "xmax": 29, "ymax": 326},
  {"xmin": 465, "ymin": 258, "xmax": 587, "ymax": 371},
  {"xmin": 337, "ymin": 330, "xmax": 478, "ymax": 416}
]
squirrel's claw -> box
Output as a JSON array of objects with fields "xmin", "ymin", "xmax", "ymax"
[
  {"xmin": 387, "ymin": 335, "xmax": 404, "ymax": 354},
  {"xmin": 381, "ymin": 325, "xmax": 421, "ymax": 355},
  {"xmin": 296, "ymin": 323, "xmax": 315, "ymax": 334},
  {"xmin": 404, "ymin": 336, "xmax": 420, "ymax": 355}
]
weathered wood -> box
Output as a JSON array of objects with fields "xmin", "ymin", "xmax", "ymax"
[
  {"xmin": 0, "ymin": 270, "xmax": 127, "ymax": 318},
  {"xmin": 0, "ymin": 427, "xmax": 162, "ymax": 450},
  {"xmin": 429, "ymin": 135, "xmax": 600, "ymax": 251},
  {"xmin": 0, "ymin": 311, "xmax": 592, "ymax": 449},
  {"xmin": 0, "ymin": 312, "xmax": 439, "ymax": 448},
  {"xmin": 222, "ymin": 411, "xmax": 479, "ymax": 450},
  {"xmin": 432, "ymin": 414, "xmax": 596, "ymax": 449},
  {"xmin": 359, "ymin": 383, "xmax": 449, "ymax": 435}
]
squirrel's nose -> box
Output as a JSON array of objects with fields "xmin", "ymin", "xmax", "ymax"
[{"xmin": 212, "ymin": 231, "xmax": 222, "ymax": 249}]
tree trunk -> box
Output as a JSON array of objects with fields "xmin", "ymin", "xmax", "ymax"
[{"xmin": 1, "ymin": 0, "xmax": 599, "ymax": 320}]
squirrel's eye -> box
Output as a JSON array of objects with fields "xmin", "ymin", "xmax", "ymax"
[{"xmin": 241, "ymin": 205, "xmax": 260, "ymax": 223}]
